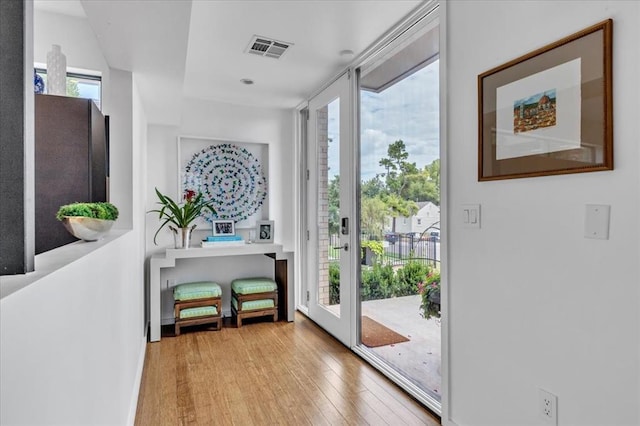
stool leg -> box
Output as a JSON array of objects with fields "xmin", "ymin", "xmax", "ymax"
[{"xmin": 175, "ymin": 322, "xmax": 180, "ymax": 336}]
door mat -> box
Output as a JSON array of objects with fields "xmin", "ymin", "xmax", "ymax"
[{"xmin": 361, "ymin": 316, "xmax": 410, "ymax": 348}]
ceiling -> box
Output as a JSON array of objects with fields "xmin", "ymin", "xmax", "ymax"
[{"xmin": 34, "ymin": 0, "xmax": 424, "ymax": 124}]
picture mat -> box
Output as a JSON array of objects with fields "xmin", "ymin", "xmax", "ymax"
[
  {"xmin": 496, "ymin": 58, "xmax": 581, "ymax": 160},
  {"xmin": 478, "ymin": 20, "xmax": 611, "ymax": 180}
]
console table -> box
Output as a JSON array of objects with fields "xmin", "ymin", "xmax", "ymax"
[{"xmin": 149, "ymin": 244, "xmax": 294, "ymax": 342}]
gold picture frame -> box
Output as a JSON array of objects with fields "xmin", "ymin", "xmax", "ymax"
[{"xmin": 478, "ymin": 19, "xmax": 613, "ymax": 181}]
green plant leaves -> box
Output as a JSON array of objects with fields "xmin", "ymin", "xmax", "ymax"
[
  {"xmin": 148, "ymin": 187, "xmax": 217, "ymax": 245},
  {"xmin": 56, "ymin": 202, "xmax": 119, "ymax": 221}
]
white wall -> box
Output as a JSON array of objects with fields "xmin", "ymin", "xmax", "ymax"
[
  {"xmin": 0, "ymin": 232, "xmax": 145, "ymax": 425},
  {"xmin": 106, "ymin": 68, "xmax": 135, "ymax": 229},
  {"xmin": 0, "ymin": 9, "xmax": 148, "ymax": 425},
  {"xmin": 445, "ymin": 2, "xmax": 640, "ymax": 426},
  {"xmin": 146, "ymin": 97, "xmax": 296, "ymax": 253},
  {"xmin": 146, "ymin": 98, "xmax": 295, "ymax": 323},
  {"xmin": 33, "ymin": 9, "xmax": 108, "ymax": 73}
]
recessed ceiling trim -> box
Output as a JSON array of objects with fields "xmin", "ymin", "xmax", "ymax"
[{"xmin": 245, "ymin": 35, "xmax": 293, "ymax": 59}]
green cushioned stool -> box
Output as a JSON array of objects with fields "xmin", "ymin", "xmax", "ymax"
[
  {"xmin": 173, "ymin": 281, "xmax": 222, "ymax": 335},
  {"xmin": 174, "ymin": 281, "xmax": 222, "ymax": 301},
  {"xmin": 231, "ymin": 277, "xmax": 278, "ymax": 328},
  {"xmin": 231, "ymin": 278, "xmax": 278, "ymax": 295}
]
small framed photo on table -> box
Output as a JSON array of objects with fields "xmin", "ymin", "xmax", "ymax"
[
  {"xmin": 256, "ymin": 220, "xmax": 274, "ymax": 243},
  {"xmin": 212, "ymin": 220, "xmax": 235, "ymax": 236}
]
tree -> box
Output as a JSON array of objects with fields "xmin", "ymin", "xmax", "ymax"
[
  {"xmin": 381, "ymin": 193, "xmax": 418, "ymax": 232},
  {"xmin": 66, "ymin": 78, "xmax": 80, "ymax": 97},
  {"xmin": 425, "ymin": 158, "xmax": 440, "ymax": 197},
  {"xmin": 403, "ymin": 160, "xmax": 440, "ymax": 204},
  {"xmin": 378, "ymin": 139, "xmax": 417, "ymax": 197},
  {"xmin": 361, "ymin": 197, "xmax": 387, "ymax": 238},
  {"xmin": 361, "ymin": 175, "xmax": 384, "ymax": 199}
]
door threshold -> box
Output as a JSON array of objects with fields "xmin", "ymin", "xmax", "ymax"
[{"xmin": 352, "ymin": 345, "xmax": 442, "ymax": 417}]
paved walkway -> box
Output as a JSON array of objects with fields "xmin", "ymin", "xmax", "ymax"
[{"xmin": 361, "ymin": 295, "xmax": 442, "ymax": 400}]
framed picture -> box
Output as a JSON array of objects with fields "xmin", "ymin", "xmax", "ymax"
[
  {"xmin": 177, "ymin": 136, "xmax": 269, "ymax": 229},
  {"xmin": 255, "ymin": 220, "xmax": 274, "ymax": 243},
  {"xmin": 212, "ymin": 220, "xmax": 235, "ymax": 236},
  {"xmin": 478, "ymin": 19, "xmax": 613, "ymax": 181}
]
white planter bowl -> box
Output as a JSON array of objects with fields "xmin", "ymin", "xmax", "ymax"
[{"xmin": 61, "ymin": 217, "xmax": 114, "ymax": 241}]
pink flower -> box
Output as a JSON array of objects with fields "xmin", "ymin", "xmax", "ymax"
[{"xmin": 184, "ymin": 190, "xmax": 196, "ymax": 202}]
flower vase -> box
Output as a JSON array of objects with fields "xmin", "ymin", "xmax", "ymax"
[
  {"xmin": 170, "ymin": 225, "xmax": 195, "ymax": 249},
  {"xmin": 46, "ymin": 44, "xmax": 66, "ymax": 95}
]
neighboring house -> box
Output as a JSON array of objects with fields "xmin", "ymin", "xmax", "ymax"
[{"xmin": 394, "ymin": 201, "xmax": 440, "ymax": 236}]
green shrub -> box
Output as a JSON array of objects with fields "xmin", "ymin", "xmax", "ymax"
[
  {"xmin": 361, "ymin": 240, "xmax": 383, "ymax": 258},
  {"xmin": 395, "ymin": 259, "xmax": 430, "ymax": 297},
  {"xmin": 361, "ymin": 263, "xmax": 394, "ymax": 301},
  {"xmin": 329, "ymin": 262, "xmax": 340, "ymax": 305},
  {"xmin": 56, "ymin": 202, "xmax": 119, "ymax": 221},
  {"xmin": 329, "ymin": 258, "xmax": 431, "ymax": 304}
]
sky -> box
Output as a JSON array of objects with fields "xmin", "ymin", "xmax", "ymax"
[{"xmin": 327, "ymin": 60, "xmax": 440, "ymax": 181}]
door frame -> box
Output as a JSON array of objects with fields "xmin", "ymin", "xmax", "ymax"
[
  {"xmin": 305, "ymin": 72, "xmax": 356, "ymax": 346},
  {"xmin": 294, "ymin": 0, "xmax": 448, "ymax": 419}
]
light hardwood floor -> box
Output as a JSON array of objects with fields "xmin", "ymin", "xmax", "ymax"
[{"xmin": 135, "ymin": 313, "xmax": 441, "ymax": 425}]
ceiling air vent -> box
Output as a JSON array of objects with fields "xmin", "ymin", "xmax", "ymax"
[{"xmin": 246, "ymin": 35, "xmax": 292, "ymax": 59}]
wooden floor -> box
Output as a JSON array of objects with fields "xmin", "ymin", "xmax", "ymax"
[{"xmin": 135, "ymin": 313, "xmax": 441, "ymax": 425}]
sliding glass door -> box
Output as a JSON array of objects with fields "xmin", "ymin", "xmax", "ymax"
[
  {"xmin": 355, "ymin": 16, "xmax": 442, "ymax": 411},
  {"xmin": 300, "ymin": 6, "xmax": 442, "ymax": 414}
]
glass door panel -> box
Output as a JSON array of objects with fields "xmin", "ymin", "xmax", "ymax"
[
  {"xmin": 357, "ymin": 20, "xmax": 442, "ymax": 410},
  {"xmin": 306, "ymin": 73, "xmax": 352, "ymax": 345}
]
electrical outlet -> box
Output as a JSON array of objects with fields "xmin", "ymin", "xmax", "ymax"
[{"xmin": 539, "ymin": 389, "xmax": 557, "ymax": 425}]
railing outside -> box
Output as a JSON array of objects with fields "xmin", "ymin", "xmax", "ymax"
[{"xmin": 329, "ymin": 233, "xmax": 440, "ymax": 268}]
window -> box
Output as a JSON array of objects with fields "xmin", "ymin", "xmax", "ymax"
[{"xmin": 35, "ymin": 68, "xmax": 102, "ymax": 109}]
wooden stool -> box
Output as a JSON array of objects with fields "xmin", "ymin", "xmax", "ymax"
[
  {"xmin": 173, "ymin": 281, "xmax": 222, "ymax": 335},
  {"xmin": 231, "ymin": 277, "xmax": 278, "ymax": 328}
]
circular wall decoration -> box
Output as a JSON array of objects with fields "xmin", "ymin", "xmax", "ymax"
[{"xmin": 183, "ymin": 143, "xmax": 267, "ymax": 223}]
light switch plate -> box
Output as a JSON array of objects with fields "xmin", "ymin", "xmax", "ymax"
[
  {"xmin": 585, "ymin": 204, "xmax": 610, "ymax": 240},
  {"xmin": 462, "ymin": 204, "xmax": 481, "ymax": 229}
]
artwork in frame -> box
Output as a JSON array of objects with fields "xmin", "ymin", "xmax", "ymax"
[
  {"xmin": 478, "ymin": 19, "xmax": 613, "ymax": 181},
  {"xmin": 255, "ymin": 220, "xmax": 274, "ymax": 243},
  {"xmin": 177, "ymin": 136, "xmax": 269, "ymax": 230},
  {"xmin": 212, "ymin": 220, "xmax": 235, "ymax": 237}
]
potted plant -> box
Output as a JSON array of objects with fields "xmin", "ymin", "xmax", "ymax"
[
  {"xmin": 418, "ymin": 271, "xmax": 441, "ymax": 320},
  {"xmin": 56, "ymin": 202, "xmax": 119, "ymax": 241},
  {"xmin": 149, "ymin": 188, "xmax": 216, "ymax": 248}
]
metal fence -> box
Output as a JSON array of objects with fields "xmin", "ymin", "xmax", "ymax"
[{"xmin": 329, "ymin": 233, "xmax": 439, "ymax": 268}]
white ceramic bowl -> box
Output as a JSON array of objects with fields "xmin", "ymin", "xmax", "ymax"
[{"xmin": 61, "ymin": 217, "xmax": 114, "ymax": 241}]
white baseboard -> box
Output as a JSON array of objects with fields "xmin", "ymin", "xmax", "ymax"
[{"xmin": 127, "ymin": 332, "xmax": 148, "ymax": 426}]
